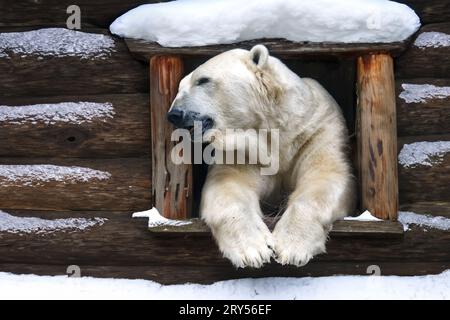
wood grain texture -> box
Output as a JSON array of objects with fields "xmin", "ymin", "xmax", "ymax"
[
  {"xmin": 396, "ymin": 79, "xmax": 450, "ymax": 136},
  {"xmin": 0, "ymin": 262, "xmax": 447, "ymax": 284},
  {"xmin": 0, "ymin": 94, "xmax": 150, "ymax": 158},
  {"xmin": 0, "ymin": 158, "xmax": 151, "ymax": 211},
  {"xmin": 357, "ymin": 54, "xmax": 398, "ymax": 220},
  {"xmin": 0, "ymin": 29, "xmax": 147, "ymax": 97},
  {"xmin": 0, "ymin": 1, "xmax": 168, "ymax": 28},
  {"xmin": 148, "ymin": 218, "xmax": 404, "ymax": 238},
  {"xmin": 400, "ymin": 201, "xmax": 450, "ymax": 218},
  {"xmin": 396, "ymin": 23, "xmax": 450, "ymax": 79},
  {"xmin": 126, "ymin": 38, "xmax": 409, "ymax": 61},
  {"xmin": 0, "ymin": 0, "xmax": 446, "ymax": 28},
  {"xmin": 150, "ymin": 55, "xmax": 192, "ymax": 219},
  {"xmin": 0, "ymin": 211, "xmax": 447, "ymax": 268}
]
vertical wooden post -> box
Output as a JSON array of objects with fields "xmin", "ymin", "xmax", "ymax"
[
  {"xmin": 150, "ymin": 55, "xmax": 192, "ymax": 219},
  {"xmin": 356, "ymin": 54, "xmax": 398, "ymax": 221}
]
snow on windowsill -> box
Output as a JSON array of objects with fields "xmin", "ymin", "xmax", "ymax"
[
  {"xmin": 0, "ymin": 102, "xmax": 115, "ymax": 125},
  {"xmin": 0, "ymin": 211, "xmax": 107, "ymax": 235},
  {"xmin": 399, "ymin": 83, "xmax": 450, "ymax": 104},
  {"xmin": 398, "ymin": 211, "xmax": 450, "ymax": 232},
  {"xmin": 132, "ymin": 207, "xmax": 192, "ymax": 227},
  {"xmin": 110, "ymin": 0, "xmax": 420, "ymax": 47},
  {"xmin": 0, "ymin": 28, "xmax": 116, "ymax": 59},
  {"xmin": 398, "ymin": 141, "xmax": 450, "ymax": 168},
  {"xmin": 0, "ymin": 164, "xmax": 111, "ymax": 187}
]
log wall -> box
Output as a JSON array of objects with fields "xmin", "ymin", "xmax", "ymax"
[{"xmin": 0, "ymin": 0, "xmax": 449, "ymax": 282}]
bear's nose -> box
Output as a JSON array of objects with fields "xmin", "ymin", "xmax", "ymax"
[{"xmin": 167, "ymin": 108, "xmax": 184, "ymax": 127}]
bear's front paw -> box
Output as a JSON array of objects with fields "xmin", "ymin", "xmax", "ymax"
[
  {"xmin": 214, "ymin": 222, "xmax": 274, "ymax": 269},
  {"xmin": 272, "ymin": 219, "xmax": 327, "ymax": 267}
]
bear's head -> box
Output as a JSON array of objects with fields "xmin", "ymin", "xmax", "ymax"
[{"xmin": 167, "ymin": 45, "xmax": 283, "ymax": 134}]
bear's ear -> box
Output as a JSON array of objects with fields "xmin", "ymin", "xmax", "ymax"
[{"xmin": 250, "ymin": 45, "xmax": 269, "ymax": 68}]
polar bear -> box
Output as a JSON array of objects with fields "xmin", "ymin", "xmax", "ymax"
[{"xmin": 167, "ymin": 45, "xmax": 355, "ymax": 268}]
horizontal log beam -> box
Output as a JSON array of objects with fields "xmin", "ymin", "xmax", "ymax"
[
  {"xmin": 126, "ymin": 38, "xmax": 409, "ymax": 61},
  {"xmin": 0, "ymin": 94, "xmax": 150, "ymax": 158},
  {"xmin": 0, "ymin": 262, "xmax": 447, "ymax": 285},
  {"xmin": 396, "ymin": 79, "xmax": 450, "ymax": 136},
  {"xmin": 0, "ymin": 211, "xmax": 447, "ymax": 268},
  {"xmin": 396, "ymin": 23, "xmax": 450, "ymax": 78},
  {"xmin": 0, "ymin": 29, "xmax": 147, "ymax": 97}
]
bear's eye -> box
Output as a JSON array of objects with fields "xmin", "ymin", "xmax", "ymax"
[{"xmin": 196, "ymin": 77, "xmax": 210, "ymax": 86}]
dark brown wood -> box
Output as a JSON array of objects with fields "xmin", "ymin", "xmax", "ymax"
[
  {"xmin": 396, "ymin": 23, "xmax": 450, "ymax": 79},
  {"xmin": 396, "ymin": 79, "xmax": 450, "ymax": 136},
  {"xmin": 0, "ymin": 94, "xmax": 150, "ymax": 158},
  {"xmin": 148, "ymin": 218, "xmax": 404, "ymax": 238},
  {"xmin": 0, "ymin": 211, "xmax": 447, "ymax": 267},
  {"xmin": 0, "ymin": 158, "xmax": 151, "ymax": 211},
  {"xmin": 150, "ymin": 55, "xmax": 192, "ymax": 219},
  {"xmin": 126, "ymin": 38, "xmax": 409, "ymax": 62},
  {"xmin": 0, "ymin": 1, "xmax": 167, "ymax": 28},
  {"xmin": 357, "ymin": 54, "xmax": 398, "ymax": 220},
  {"xmin": 0, "ymin": 1, "xmax": 446, "ymax": 29},
  {"xmin": 0, "ymin": 29, "xmax": 147, "ymax": 97},
  {"xmin": 0, "ymin": 262, "xmax": 447, "ymax": 285},
  {"xmin": 398, "ymin": 0, "xmax": 450, "ymax": 24}
]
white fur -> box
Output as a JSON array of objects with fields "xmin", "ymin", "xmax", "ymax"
[{"xmin": 171, "ymin": 45, "xmax": 355, "ymax": 268}]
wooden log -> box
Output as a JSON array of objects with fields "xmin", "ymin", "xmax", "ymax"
[
  {"xmin": 148, "ymin": 218, "xmax": 404, "ymax": 238},
  {"xmin": 0, "ymin": 158, "xmax": 151, "ymax": 211},
  {"xmin": 357, "ymin": 54, "xmax": 398, "ymax": 220},
  {"xmin": 396, "ymin": 23, "xmax": 450, "ymax": 79},
  {"xmin": 399, "ymin": 201, "xmax": 450, "ymax": 218},
  {"xmin": 398, "ymin": 0, "xmax": 450, "ymax": 24},
  {"xmin": 150, "ymin": 55, "xmax": 192, "ymax": 219},
  {"xmin": 396, "ymin": 79, "xmax": 450, "ymax": 136},
  {"xmin": 126, "ymin": 38, "xmax": 408, "ymax": 62},
  {"xmin": 0, "ymin": 94, "xmax": 150, "ymax": 158},
  {"xmin": 0, "ymin": 29, "xmax": 147, "ymax": 97},
  {"xmin": 0, "ymin": 262, "xmax": 447, "ymax": 285},
  {"xmin": 0, "ymin": 211, "xmax": 448, "ymax": 267}
]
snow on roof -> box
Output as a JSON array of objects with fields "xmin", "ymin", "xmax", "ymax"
[
  {"xmin": 399, "ymin": 84, "xmax": 450, "ymax": 104},
  {"xmin": 0, "ymin": 102, "xmax": 115, "ymax": 125},
  {"xmin": 398, "ymin": 141, "xmax": 450, "ymax": 168},
  {"xmin": 399, "ymin": 211, "xmax": 450, "ymax": 231},
  {"xmin": 414, "ymin": 31, "xmax": 450, "ymax": 49},
  {"xmin": 0, "ymin": 164, "xmax": 111, "ymax": 187},
  {"xmin": 0, "ymin": 270, "xmax": 448, "ymax": 299},
  {"xmin": 110, "ymin": 0, "xmax": 420, "ymax": 47},
  {"xmin": 0, "ymin": 28, "xmax": 116, "ymax": 59},
  {"xmin": 132, "ymin": 207, "xmax": 191, "ymax": 227},
  {"xmin": 0, "ymin": 211, "xmax": 107, "ymax": 234}
]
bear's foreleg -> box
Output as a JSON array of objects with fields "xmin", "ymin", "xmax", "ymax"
[{"xmin": 200, "ymin": 165, "xmax": 275, "ymax": 268}]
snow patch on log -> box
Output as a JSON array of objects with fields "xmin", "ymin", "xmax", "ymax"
[
  {"xmin": 399, "ymin": 211, "xmax": 450, "ymax": 231},
  {"xmin": 343, "ymin": 210, "xmax": 383, "ymax": 222},
  {"xmin": 0, "ymin": 102, "xmax": 115, "ymax": 125},
  {"xmin": 0, "ymin": 211, "xmax": 107, "ymax": 234},
  {"xmin": 132, "ymin": 207, "xmax": 192, "ymax": 227},
  {"xmin": 398, "ymin": 141, "xmax": 450, "ymax": 168},
  {"xmin": 399, "ymin": 84, "xmax": 450, "ymax": 103},
  {"xmin": 0, "ymin": 28, "xmax": 115, "ymax": 59},
  {"xmin": 414, "ymin": 31, "xmax": 450, "ymax": 49},
  {"xmin": 0, "ymin": 165, "xmax": 111, "ymax": 187}
]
